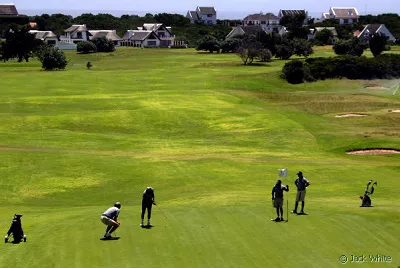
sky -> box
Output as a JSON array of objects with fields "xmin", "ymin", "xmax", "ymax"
[{"xmin": 11, "ymin": 0, "xmax": 399, "ymax": 19}]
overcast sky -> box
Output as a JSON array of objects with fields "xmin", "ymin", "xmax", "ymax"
[{"xmin": 13, "ymin": 0, "xmax": 399, "ymax": 18}]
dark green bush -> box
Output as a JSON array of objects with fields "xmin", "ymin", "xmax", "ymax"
[
  {"xmin": 286, "ymin": 54, "xmax": 400, "ymax": 83},
  {"xmin": 282, "ymin": 60, "xmax": 304, "ymax": 84},
  {"xmin": 37, "ymin": 45, "xmax": 68, "ymax": 70},
  {"xmin": 92, "ymin": 36, "xmax": 115, "ymax": 52},
  {"xmin": 77, "ymin": 41, "xmax": 97, "ymax": 54}
]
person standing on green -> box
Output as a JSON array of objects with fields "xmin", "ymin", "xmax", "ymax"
[
  {"xmin": 272, "ymin": 180, "xmax": 289, "ymax": 222},
  {"xmin": 292, "ymin": 172, "xmax": 310, "ymax": 214}
]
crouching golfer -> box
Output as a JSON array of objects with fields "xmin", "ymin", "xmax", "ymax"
[
  {"xmin": 100, "ymin": 202, "xmax": 121, "ymax": 239},
  {"xmin": 272, "ymin": 180, "xmax": 289, "ymax": 222},
  {"xmin": 292, "ymin": 171, "xmax": 310, "ymax": 214},
  {"xmin": 141, "ymin": 187, "xmax": 156, "ymax": 227}
]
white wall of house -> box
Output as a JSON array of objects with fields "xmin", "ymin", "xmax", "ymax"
[{"xmin": 196, "ymin": 7, "xmax": 216, "ymax": 25}]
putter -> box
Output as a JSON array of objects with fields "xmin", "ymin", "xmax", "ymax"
[
  {"xmin": 155, "ymin": 204, "xmax": 167, "ymax": 218},
  {"xmin": 286, "ymin": 199, "xmax": 289, "ymax": 222}
]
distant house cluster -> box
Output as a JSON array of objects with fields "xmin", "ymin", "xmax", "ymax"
[
  {"xmin": 25, "ymin": 22, "xmax": 184, "ymax": 50},
  {"xmin": 225, "ymin": 6, "xmax": 396, "ymax": 43},
  {"xmin": 0, "ymin": 3, "xmax": 397, "ymax": 49},
  {"xmin": 186, "ymin": 7, "xmax": 217, "ymax": 25}
]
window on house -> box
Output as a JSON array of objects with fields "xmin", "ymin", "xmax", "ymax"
[
  {"xmin": 77, "ymin": 32, "xmax": 82, "ymax": 39},
  {"xmin": 158, "ymin": 31, "xmax": 165, "ymax": 37},
  {"xmin": 47, "ymin": 40, "xmax": 56, "ymax": 45},
  {"xmin": 207, "ymin": 14, "xmax": 212, "ymax": 17},
  {"xmin": 147, "ymin": 41, "xmax": 157, "ymax": 46},
  {"xmin": 261, "ymin": 21, "xmax": 266, "ymax": 24},
  {"xmin": 343, "ymin": 19, "xmax": 348, "ymax": 24}
]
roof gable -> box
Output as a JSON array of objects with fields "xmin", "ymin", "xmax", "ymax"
[
  {"xmin": 280, "ymin": 10, "xmax": 306, "ymax": 17},
  {"xmin": 64, "ymin": 24, "xmax": 88, "ymax": 33},
  {"xmin": 197, "ymin": 7, "xmax": 216, "ymax": 15},
  {"xmin": 244, "ymin": 13, "xmax": 279, "ymax": 21},
  {"xmin": 330, "ymin": 7, "xmax": 359, "ymax": 18},
  {"xmin": 0, "ymin": 4, "xmax": 18, "ymax": 15}
]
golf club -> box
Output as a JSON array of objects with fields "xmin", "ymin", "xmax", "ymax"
[
  {"xmin": 286, "ymin": 199, "xmax": 289, "ymax": 222},
  {"xmin": 155, "ymin": 204, "xmax": 167, "ymax": 218}
]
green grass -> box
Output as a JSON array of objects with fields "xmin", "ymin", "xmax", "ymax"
[{"xmin": 0, "ymin": 47, "xmax": 399, "ymax": 268}]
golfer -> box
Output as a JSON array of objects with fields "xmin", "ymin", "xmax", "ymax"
[
  {"xmin": 272, "ymin": 180, "xmax": 289, "ymax": 222},
  {"xmin": 141, "ymin": 187, "xmax": 156, "ymax": 227},
  {"xmin": 100, "ymin": 202, "xmax": 121, "ymax": 239},
  {"xmin": 292, "ymin": 171, "xmax": 310, "ymax": 214}
]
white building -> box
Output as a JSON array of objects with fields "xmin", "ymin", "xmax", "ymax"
[{"xmin": 186, "ymin": 7, "xmax": 217, "ymax": 25}]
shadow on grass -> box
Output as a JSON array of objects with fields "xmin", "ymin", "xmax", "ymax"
[
  {"xmin": 100, "ymin": 237, "xmax": 120, "ymax": 241},
  {"xmin": 140, "ymin": 225, "xmax": 154, "ymax": 229}
]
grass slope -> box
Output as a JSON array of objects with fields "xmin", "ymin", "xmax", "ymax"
[{"xmin": 0, "ymin": 47, "xmax": 399, "ymax": 268}]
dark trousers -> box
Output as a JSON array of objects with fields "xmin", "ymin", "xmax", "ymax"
[{"xmin": 141, "ymin": 202, "xmax": 153, "ymax": 220}]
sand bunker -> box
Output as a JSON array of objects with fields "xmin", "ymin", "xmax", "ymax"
[
  {"xmin": 389, "ymin": 109, "xmax": 400, "ymax": 113},
  {"xmin": 365, "ymin": 86, "xmax": 388, "ymax": 90},
  {"xmin": 335, "ymin": 114, "xmax": 369, "ymax": 118},
  {"xmin": 347, "ymin": 149, "xmax": 400, "ymax": 155}
]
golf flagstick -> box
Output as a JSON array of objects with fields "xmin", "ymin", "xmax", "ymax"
[{"xmin": 278, "ymin": 168, "xmax": 289, "ymax": 223}]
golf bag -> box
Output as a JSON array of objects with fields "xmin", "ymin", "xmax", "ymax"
[
  {"xmin": 360, "ymin": 180, "xmax": 377, "ymax": 207},
  {"xmin": 5, "ymin": 214, "xmax": 27, "ymax": 243}
]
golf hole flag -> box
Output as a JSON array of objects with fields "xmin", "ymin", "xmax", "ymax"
[{"xmin": 279, "ymin": 169, "xmax": 288, "ymax": 177}]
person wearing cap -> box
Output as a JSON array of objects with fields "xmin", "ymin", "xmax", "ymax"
[
  {"xmin": 100, "ymin": 202, "xmax": 121, "ymax": 239},
  {"xmin": 271, "ymin": 180, "xmax": 289, "ymax": 222},
  {"xmin": 141, "ymin": 187, "xmax": 156, "ymax": 227},
  {"xmin": 292, "ymin": 171, "xmax": 310, "ymax": 214}
]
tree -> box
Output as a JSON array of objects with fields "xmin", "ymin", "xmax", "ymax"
[
  {"xmin": 315, "ymin": 29, "xmax": 334, "ymax": 45},
  {"xmin": 259, "ymin": 48, "xmax": 272, "ymax": 62},
  {"xmin": 36, "ymin": 45, "xmax": 68, "ymax": 70},
  {"xmin": 236, "ymin": 37, "xmax": 263, "ymax": 65},
  {"xmin": 92, "ymin": 36, "xmax": 115, "ymax": 52},
  {"xmin": 220, "ymin": 38, "xmax": 241, "ymax": 53},
  {"xmin": 333, "ymin": 38, "xmax": 367, "ymax": 56},
  {"xmin": 0, "ymin": 25, "xmax": 41, "ymax": 62},
  {"xmin": 275, "ymin": 44, "xmax": 294, "ymax": 60},
  {"xmin": 369, "ymin": 33, "xmax": 388, "ymax": 57},
  {"xmin": 292, "ymin": 38, "xmax": 313, "ymax": 58},
  {"xmin": 196, "ymin": 35, "xmax": 220, "ymax": 53},
  {"xmin": 77, "ymin": 41, "xmax": 97, "ymax": 54}
]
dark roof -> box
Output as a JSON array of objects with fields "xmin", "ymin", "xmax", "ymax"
[
  {"xmin": 198, "ymin": 7, "xmax": 216, "ymax": 15},
  {"xmin": 189, "ymin": 11, "xmax": 198, "ymax": 20},
  {"xmin": 64, "ymin": 25, "xmax": 87, "ymax": 33},
  {"xmin": 242, "ymin": 25, "xmax": 265, "ymax": 36},
  {"xmin": 363, "ymin": 24, "xmax": 381, "ymax": 34},
  {"xmin": 123, "ymin": 31, "xmax": 160, "ymax": 41},
  {"xmin": 281, "ymin": 10, "xmax": 306, "ymax": 16},
  {"xmin": 244, "ymin": 13, "xmax": 279, "ymax": 21},
  {"xmin": 0, "ymin": 4, "xmax": 18, "ymax": 15},
  {"xmin": 331, "ymin": 7, "xmax": 359, "ymax": 18}
]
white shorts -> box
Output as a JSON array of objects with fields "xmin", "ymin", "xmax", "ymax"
[
  {"xmin": 296, "ymin": 190, "xmax": 306, "ymax": 202},
  {"xmin": 100, "ymin": 216, "xmax": 116, "ymax": 226}
]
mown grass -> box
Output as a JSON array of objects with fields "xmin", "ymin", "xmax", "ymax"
[{"xmin": 0, "ymin": 47, "xmax": 399, "ymax": 268}]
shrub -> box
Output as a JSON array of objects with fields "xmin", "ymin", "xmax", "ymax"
[
  {"xmin": 196, "ymin": 35, "xmax": 220, "ymax": 53},
  {"xmin": 282, "ymin": 60, "xmax": 304, "ymax": 84},
  {"xmin": 287, "ymin": 53, "xmax": 400, "ymax": 83},
  {"xmin": 77, "ymin": 41, "xmax": 97, "ymax": 54},
  {"xmin": 92, "ymin": 36, "xmax": 115, "ymax": 52},
  {"xmin": 369, "ymin": 33, "xmax": 388, "ymax": 57},
  {"xmin": 37, "ymin": 45, "xmax": 68, "ymax": 70}
]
